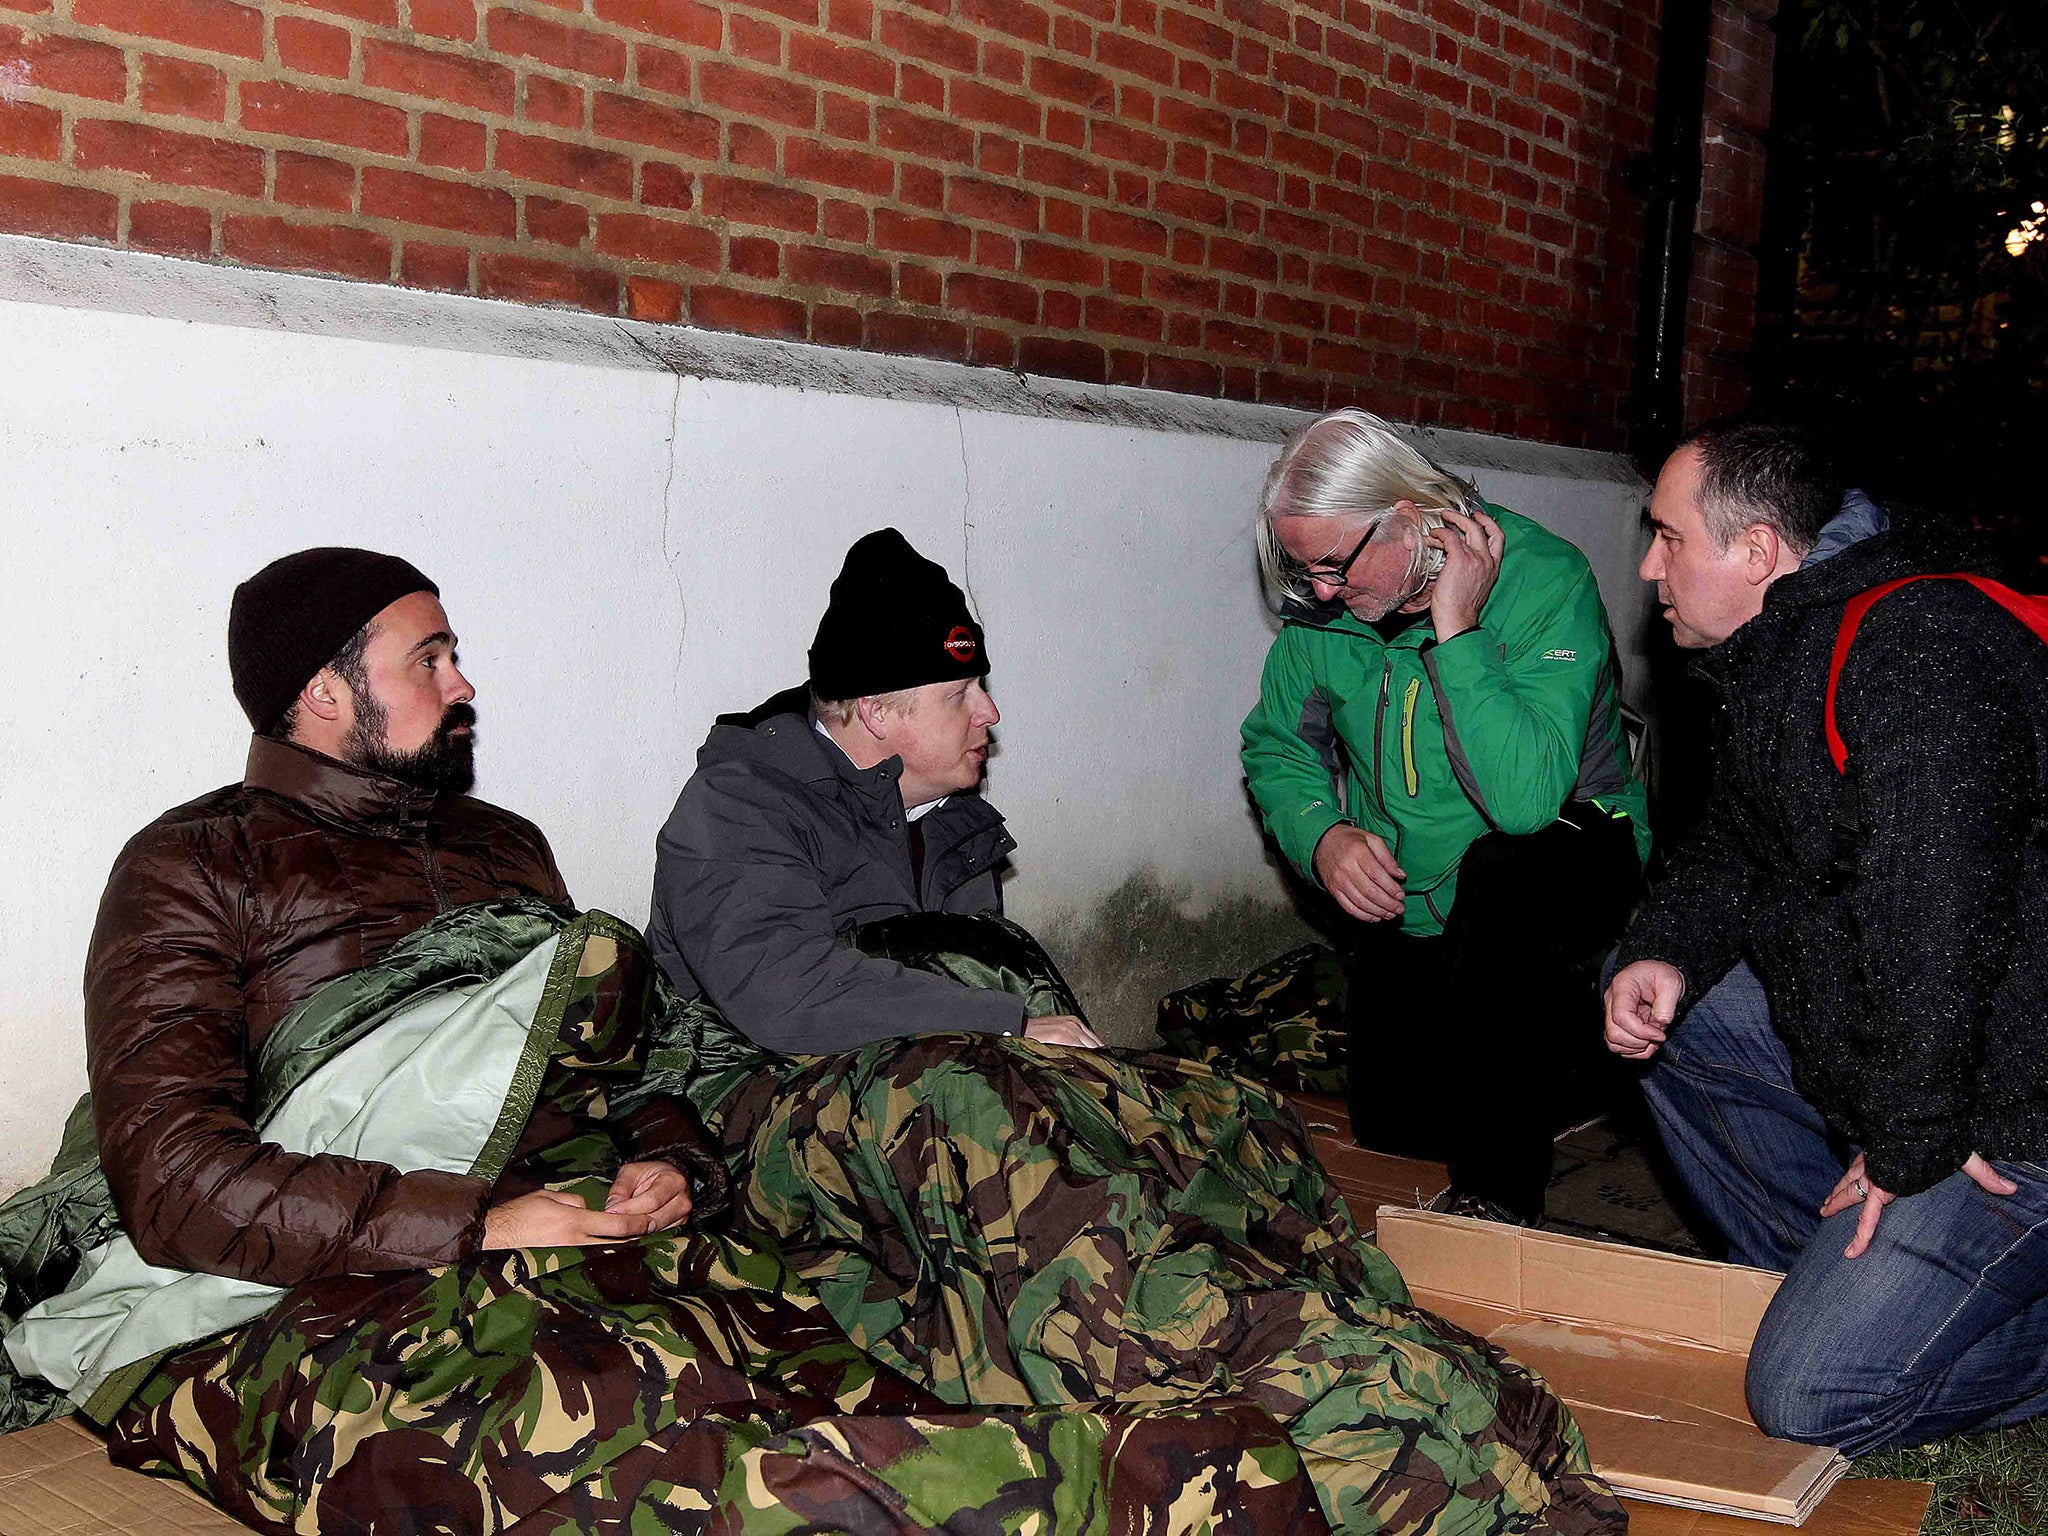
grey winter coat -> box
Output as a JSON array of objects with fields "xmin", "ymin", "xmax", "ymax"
[{"xmin": 647, "ymin": 687, "xmax": 1024, "ymax": 1052}]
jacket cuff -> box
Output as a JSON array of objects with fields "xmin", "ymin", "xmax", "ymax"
[
  {"xmin": 616, "ymin": 1095, "xmax": 733, "ymax": 1220},
  {"xmin": 1613, "ymin": 919, "xmax": 1739, "ymax": 1016},
  {"xmin": 357, "ymin": 1169, "xmax": 494, "ymax": 1272},
  {"xmin": 1610, "ymin": 936, "xmax": 1687, "ymax": 1004},
  {"xmin": 1862, "ymin": 1133, "xmax": 1968, "ymax": 1200},
  {"xmin": 1290, "ymin": 809, "xmax": 1350, "ymax": 886},
  {"xmin": 963, "ymin": 987, "xmax": 1031, "ymax": 1037}
]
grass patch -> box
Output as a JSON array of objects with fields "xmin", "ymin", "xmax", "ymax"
[{"xmin": 1853, "ymin": 1419, "xmax": 2048, "ymax": 1535}]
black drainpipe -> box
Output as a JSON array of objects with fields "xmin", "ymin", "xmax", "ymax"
[{"xmin": 1632, "ymin": 0, "xmax": 1715, "ymax": 468}]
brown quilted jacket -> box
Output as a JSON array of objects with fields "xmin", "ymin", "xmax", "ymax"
[{"xmin": 84, "ymin": 736, "xmax": 578, "ymax": 1285}]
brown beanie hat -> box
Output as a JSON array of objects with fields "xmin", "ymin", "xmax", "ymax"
[{"xmin": 228, "ymin": 548, "xmax": 437, "ymax": 733}]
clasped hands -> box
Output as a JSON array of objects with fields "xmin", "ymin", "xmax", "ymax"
[
  {"xmin": 1604, "ymin": 959, "xmax": 2019, "ymax": 1259},
  {"xmin": 481, "ymin": 1159, "xmax": 694, "ymax": 1250}
]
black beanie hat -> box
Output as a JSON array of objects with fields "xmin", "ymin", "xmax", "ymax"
[
  {"xmin": 229, "ymin": 548, "xmax": 439, "ymax": 733},
  {"xmin": 808, "ymin": 529, "xmax": 988, "ymax": 699}
]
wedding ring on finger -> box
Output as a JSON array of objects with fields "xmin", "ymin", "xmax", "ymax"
[{"xmin": 1852, "ymin": 1177, "xmax": 1868, "ymax": 1199}]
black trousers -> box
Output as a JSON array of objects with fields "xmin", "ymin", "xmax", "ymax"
[{"xmin": 1342, "ymin": 806, "xmax": 1641, "ymax": 1221}]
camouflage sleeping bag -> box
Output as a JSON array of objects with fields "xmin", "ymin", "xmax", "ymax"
[
  {"xmin": 1157, "ymin": 942, "xmax": 1351, "ymax": 1095},
  {"xmin": 11, "ymin": 904, "xmax": 1327, "ymax": 1534},
  {"xmin": 3, "ymin": 903, "xmax": 1619, "ymax": 1534},
  {"xmin": 648, "ymin": 918, "xmax": 1623, "ymax": 1535}
]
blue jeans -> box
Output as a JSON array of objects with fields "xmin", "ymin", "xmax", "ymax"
[{"xmin": 1643, "ymin": 962, "xmax": 2048, "ymax": 1453}]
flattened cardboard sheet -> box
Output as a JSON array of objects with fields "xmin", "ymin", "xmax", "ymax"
[
  {"xmin": 1375, "ymin": 1208, "xmax": 1918, "ymax": 1531},
  {"xmin": 1626, "ymin": 1479, "xmax": 1933, "ymax": 1536},
  {"xmin": 0, "ymin": 1417, "xmax": 253, "ymax": 1535}
]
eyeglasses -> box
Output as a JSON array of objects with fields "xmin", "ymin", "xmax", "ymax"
[{"xmin": 1300, "ymin": 525, "xmax": 1375, "ymax": 590}]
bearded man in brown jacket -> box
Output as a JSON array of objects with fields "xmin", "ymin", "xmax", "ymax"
[{"xmin": 84, "ymin": 548, "xmax": 703, "ymax": 1288}]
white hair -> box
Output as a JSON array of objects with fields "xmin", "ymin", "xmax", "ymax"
[{"xmin": 1255, "ymin": 409, "xmax": 1484, "ymax": 606}]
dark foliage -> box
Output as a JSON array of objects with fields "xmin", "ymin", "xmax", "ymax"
[{"xmin": 1753, "ymin": 0, "xmax": 2048, "ymax": 568}]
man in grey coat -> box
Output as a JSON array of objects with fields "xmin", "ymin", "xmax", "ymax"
[{"xmin": 648, "ymin": 529, "xmax": 1099, "ymax": 1054}]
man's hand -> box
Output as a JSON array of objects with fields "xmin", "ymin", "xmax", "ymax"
[
  {"xmin": 1427, "ymin": 506, "xmax": 1505, "ymax": 640},
  {"xmin": 1821, "ymin": 1152, "xmax": 2018, "ymax": 1260},
  {"xmin": 1314, "ymin": 824, "xmax": 1405, "ymax": 923},
  {"xmin": 604, "ymin": 1160, "xmax": 694, "ymax": 1233},
  {"xmin": 1604, "ymin": 960, "xmax": 1684, "ymax": 1060},
  {"xmin": 1024, "ymin": 1013, "xmax": 1104, "ymax": 1048},
  {"xmin": 480, "ymin": 1187, "xmax": 655, "ymax": 1250}
]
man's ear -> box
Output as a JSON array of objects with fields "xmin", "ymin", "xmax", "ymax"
[
  {"xmin": 299, "ymin": 669, "xmax": 346, "ymax": 725},
  {"xmin": 1740, "ymin": 522, "xmax": 1784, "ymax": 587},
  {"xmin": 853, "ymin": 694, "xmax": 891, "ymax": 741}
]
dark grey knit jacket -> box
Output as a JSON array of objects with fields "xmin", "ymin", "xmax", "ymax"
[
  {"xmin": 647, "ymin": 686, "xmax": 1024, "ymax": 1053},
  {"xmin": 1617, "ymin": 527, "xmax": 2048, "ymax": 1195}
]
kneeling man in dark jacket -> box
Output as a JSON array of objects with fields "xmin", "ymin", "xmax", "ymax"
[
  {"xmin": 1607, "ymin": 420, "xmax": 2048, "ymax": 1452},
  {"xmin": 86, "ymin": 548, "xmax": 706, "ymax": 1288},
  {"xmin": 648, "ymin": 528, "xmax": 1097, "ymax": 1053}
]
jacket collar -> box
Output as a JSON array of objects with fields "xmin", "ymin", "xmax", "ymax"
[
  {"xmin": 1696, "ymin": 517, "xmax": 1989, "ymax": 684},
  {"xmin": 709, "ymin": 688, "xmax": 910, "ymax": 805},
  {"xmin": 811, "ymin": 718, "xmax": 909, "ymax": 802},
  {"xmin": 1798, "ymin": 488, "xmax": 1889, "ymax": 569},
  {"xmin": 809, "ymin": 724, "xmax": 1010, "ymax": 849},
  {"xmin": 731, "ymin": 706, "xmax": 907, "ymax": 802},
  {"xmin": 243, "ymin": 735, "xmax": 438, "ymax": 837},
  {"xmin": 703, "ymin": 689, "xmax": 1010, "ymax": 840}
]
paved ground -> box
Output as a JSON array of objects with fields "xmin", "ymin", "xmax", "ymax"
[
  {"xmin": 1542, "ymin": 1114, "xmax": 1711, "ymax": 1255},
  {"xmin": 1293, "ymin": 1089, "xmax": 1715, "ymax": 1255}
]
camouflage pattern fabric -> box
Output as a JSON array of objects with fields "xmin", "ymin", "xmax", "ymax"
[
  {"xmin": 1157, "ymin": 943, "xmax": 1351, "ymax": 1095},
  {"xmin": 847, "ymin": 910, "xmax": 1089, "ymax": 1022},
  {"xmin": 0, "ymin": 1098, "xmax": 110, "ymax": 1431},
  {"xmin": 109, "ymin": 1230, "xmax": 1327, "ymax": 1534},
  {"xmin": 88, "ymin": 907, "xmax": 1615, "ymax": 1533},
  {"xmin": 100, "ymin": 911, "xmax": 1332, "ymax": 1534},
  {"xmin": 720, "ymin": 1034, "xmax": 1623, "ymax": 1535},
  {"xmin": 0, "ymin": 901, "xmax": 575, "ymax": 1435}
]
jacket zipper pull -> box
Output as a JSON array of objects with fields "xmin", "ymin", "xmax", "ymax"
[
  {"xmin": 1402, "ymin": 677, "xmax": 1422, "ymax": 796},
  {"xmin": 1372, "ymin": 661, "xmax": 1393, "ymax": 815}
]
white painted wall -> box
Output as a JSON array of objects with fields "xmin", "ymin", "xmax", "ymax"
[{"xmin": 0, "ymin": 237, "xmax": 1649, "ymax": 1190}]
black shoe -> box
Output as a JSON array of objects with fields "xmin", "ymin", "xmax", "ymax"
[{"xmin": 1427, "ymin": 1188, "xmax": 1541, "ymax": 1228}]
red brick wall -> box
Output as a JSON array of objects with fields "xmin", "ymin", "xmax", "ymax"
[
  {"xmin": 0, "ymin": 0, "xmax": 1682, "ymax": 446},
  {"xmin": 1683, "ymin": 0, "xmax": 1774, "ymax": 425}
]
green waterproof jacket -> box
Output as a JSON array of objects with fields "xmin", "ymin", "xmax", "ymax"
[{"xmin": 1242, "ymin": 506, "xmax": 1650, "ymax": 935}]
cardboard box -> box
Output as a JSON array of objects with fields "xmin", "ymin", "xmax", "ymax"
[
  {"xmin": 0, "ymin": 1417, "xmax": 252, "ymax": 1534},
  {"xmin": 1376, "ymin": 1207, "xmax": 1930, "ymax": 1532}
]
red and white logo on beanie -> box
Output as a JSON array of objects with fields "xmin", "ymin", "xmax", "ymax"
[{"xmin": 944, "ymin": 626, "xmax": 978, "ymax": 663}]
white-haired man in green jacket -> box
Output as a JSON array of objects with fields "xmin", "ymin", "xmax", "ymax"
[{"xmin": 1242, "ymin": 410, "xmax": 1649, "ymax": 1222}]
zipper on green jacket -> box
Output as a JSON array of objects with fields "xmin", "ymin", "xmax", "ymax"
[
  {"xmin": 1401, "ymin": 677, "xmax": 1421, "ymax": 797},
  {"xmin": 1370, "ymin": 661, "xmax": 1392, "ymax": 819}
]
